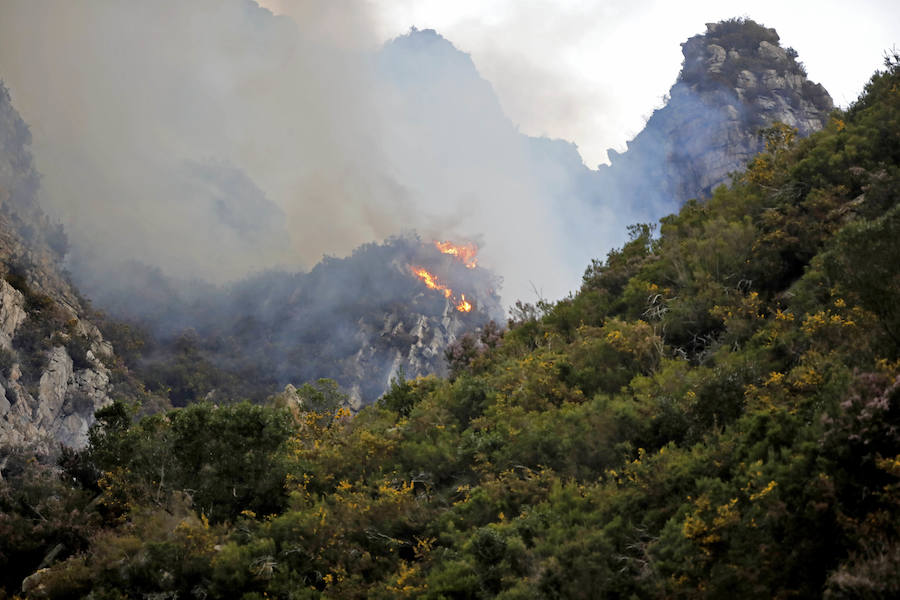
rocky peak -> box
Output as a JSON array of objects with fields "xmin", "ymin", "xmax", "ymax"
[
  {"xmin": 680, "ymin": 19, "xmax": 832, "ymax": 131},
  {"xmin": 600, "ymin": 18, "xmax": 834, "ymax": 210}
]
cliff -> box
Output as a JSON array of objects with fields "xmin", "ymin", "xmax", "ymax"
[
  {"xmin": 598, "ymin": 18, "xmax": 834, "ymax": 211},
  {"xmin": 0, "ymin": 83, "xmax": 116, "ymax": 452}
]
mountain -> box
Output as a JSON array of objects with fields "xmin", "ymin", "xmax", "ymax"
[
  {"xmin": 0, "ymin": 18, "xmax": 838, "ymax": 450},
  {"xmin": 379, "ymin": 21, "xmax": 836, "ymax": 275},
  {"xmin": 4, "ymin": 45, "xmax": 896, "ymax": 600},
  {"xmin": 2, "ymin": 18, "xmax": 838, "ymax": 436},
  {"xmin": 595, "ymin": 18, "xmax": 834, "ymax": 211},
  {"xmin": 2, "ymin": 10, "xmax": 899, "ymax": 597},
  {"xmin": 95, "ymin": 236, "xmax": 503, "ymax": 410},
  {"xmin": 0, "ymin": 83, "xmax": 119, "ymax": 452}
]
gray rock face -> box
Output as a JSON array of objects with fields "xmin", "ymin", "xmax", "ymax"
[
  {"xmin": 0, "ymin": 278, "xmax": 26, "ymax": 350},
  {"xmin": 384, "ymin": 297, "xmax": 468, "ymax": 389},
  {"xmin": 0, "ymin": 266, "xmax": 116, "ymax": 452},
  {"xmin": 0, "ymin": 81, "xmax": 116, "ymax": 454},
  {"xmin": 706, "ymin": 44, "xmax": 726, "ymax": 71},
  {"xmin": 0, "ymin": 341, "xmax": 112, "ymax": 452},
  {"xmin": 758, "ymin": 40, "xmax": 788, "ymax": 63},
  {"xmin": 599, "ymin": 19, "xmax": 834, "ymax": 212},
  {"xmin": 343, "ymin": 292, "xmax": 474, "ymax": 411}
]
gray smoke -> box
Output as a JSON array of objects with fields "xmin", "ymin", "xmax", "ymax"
[
  {"xmin": 2, "ymin": 3, "xmax": 820, "ymax": 316},
  {"xmin": 0, "ymin": 0, "xmax": 634, "ymax": 305}
]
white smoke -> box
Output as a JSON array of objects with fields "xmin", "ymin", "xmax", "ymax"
[{"xmin": 0, "ymin": 0, "xmax": 628, "ymax": 305}]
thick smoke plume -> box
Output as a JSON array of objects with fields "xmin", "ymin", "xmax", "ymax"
[
  {"xmin": 0, "ymin": 0, "xmax": 628, "ymax": 305},
  {"xmin": 1, "ymin": 3, "xmax": 821, "ymax": 318}
]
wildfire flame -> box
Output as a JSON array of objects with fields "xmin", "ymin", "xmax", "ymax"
[
  {"xmin": 410, "ymin": 266, "xmax": 452, "ymax": 299},
  {"xmin": 435, "ymin": 241, "xmax": 478, "ymax": 269},
  {"xmin": 456, "ymin": 294, "xmax": 472, "ymax": 313},
  {"xmin": 410, "ymin": 265, "xmax": 473, "ymax": 313}
]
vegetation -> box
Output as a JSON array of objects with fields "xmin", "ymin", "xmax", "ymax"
[
  {"xmin": 2, "ymin": 55, "xmax": 900, "ymax": 599},
  {"xmin": 4, "ymin": 267, "xmax": 97, "ymax": 382}
]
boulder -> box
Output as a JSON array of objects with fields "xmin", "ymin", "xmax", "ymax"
[
  {"xmin": 706, "ymin": 44, "xmax": 726, "ymax": 71},
  {"xmin": 758, "ymin": 40, "xmax": 789, "ymax": 62}
]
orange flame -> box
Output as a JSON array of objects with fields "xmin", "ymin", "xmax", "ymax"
[
  {"xmin": 435, "ymin": 241, "xmax": 478, "ymax": 269},
  {"xmin": 411, "ymin": 266, "xmax": 452, "ymax": 298},
  {"xmin": 456, "ymin": 294, "xmax": 472, "ymax": 313},
  {"xmin": 410, "ymin": 266, "xmax": 473, "ymax": 313}
]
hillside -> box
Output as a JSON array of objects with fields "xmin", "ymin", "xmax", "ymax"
[
  {"xmin": 69, "ymin": 19, "xmax": 837, "ymax": 414},
  {"xmin": 2, "ymin": 45, "xmax": 898, "ymax": 600},
  {"xmin": 93, "ymin": 237, "xmax": 502, "ymax": 409},
  {"xmin": 0, "ymin": 83, "xmax": 136, "ymax": 452}
]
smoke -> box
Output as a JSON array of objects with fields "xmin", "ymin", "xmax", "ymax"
[
  {"xmin": 77, "ymin": 235, "xmax": 505, "ymax": 406},
  {"xmin": 0, "ymin": 0, "xmax": 628, "ymax": 305},
  {"xmin": 0, "ymin": 1, "xmax": 381, "ymax": 278}
]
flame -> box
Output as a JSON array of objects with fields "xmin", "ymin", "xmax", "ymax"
[
  {"xmin": 456, "ymin": 294, "xmax": 472, "ymax": 313},
  {"xmin": 435, "ymin": 240, "xmax": 478, "ymax": 269},
  {"xmin": 410, "ymin": 265, "xmax": 474, "ymax": 313},
  {"xmin": 411, "ymin": 266, "xmax": 452, "ymax": 298}
]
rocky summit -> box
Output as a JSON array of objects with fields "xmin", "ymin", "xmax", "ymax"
[{"xmin": 598, "ymin": 18, "xmax": 834, "ymax": 213}]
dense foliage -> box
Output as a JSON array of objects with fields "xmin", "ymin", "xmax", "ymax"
[{"xmin": 2, "ymin": 56, "xmax": 900, "ymax": 599}]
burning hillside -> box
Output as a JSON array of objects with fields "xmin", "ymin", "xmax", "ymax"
[
  {"xmin": 435, "ymin": 241, "xmax": 478, "ymax": 269},
  {"xmin": 87, "ymin": 234, "xmax": 503, "ymax": 409},
  {"xmin": 409, "ymin": 265, "xmax": 473, "ymax": 313},
  {"xmin": 407, "ymin": 240, "xmax": 492, "ymax": 314}
]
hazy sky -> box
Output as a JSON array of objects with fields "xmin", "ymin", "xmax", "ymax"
[{"xmin": 360, "ymin": 0, "xmax": 898, "ymax": 168}]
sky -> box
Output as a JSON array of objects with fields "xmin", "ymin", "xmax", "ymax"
[{"xmin": 360, "ymin": 0, "xmax": 899, "ymax": 168}]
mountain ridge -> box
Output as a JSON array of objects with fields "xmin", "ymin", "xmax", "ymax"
[
  {"xmin": 0, "ymin": 18, "xmax": 840, "ymax": 450},
  {"xmin": 2, "ymin": 42, "xmax": 896, "ymax": 599}
]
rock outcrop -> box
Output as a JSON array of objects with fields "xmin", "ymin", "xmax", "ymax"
[
  {"xmin": 2, "ymin": 343, "xmax": 112, "ymax": 451},
  {"xmin": 0, "ymin": 82, "xmax": 115, "ymax": 453},
  {"xmin": 0, "ymin": 278, "xmax": 26, "ymax": 349},
  {"xmin": 348, "ymin": 289, "xmax": 478, "ymax": 409},
  {"xmin": 597, "ymin": 18, "xmax": 834, "ymax": 213}
]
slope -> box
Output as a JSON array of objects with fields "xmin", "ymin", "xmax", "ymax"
[
  {"xmin": 0, "ymin": 83, "xmax": 133, "ymax": 452},
  {"xmin": 5, "ymin": 45, "xmax": 898, "ymax": 600},
  {"xmin": 98, "ymin": 236, "xmax": 503, "ymax": 409}
]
